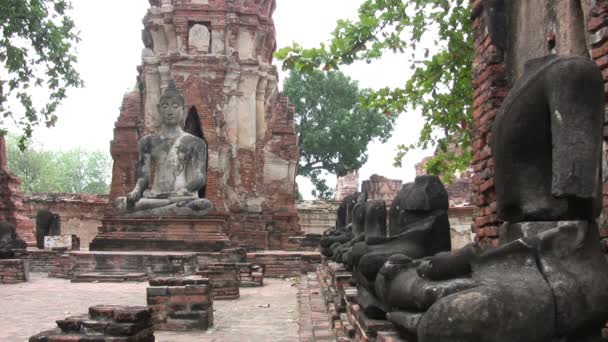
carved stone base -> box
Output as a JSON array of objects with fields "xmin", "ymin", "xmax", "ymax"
[{"xmin": 90, "ymin": 215, "xmax": 230, "ymax": 252}]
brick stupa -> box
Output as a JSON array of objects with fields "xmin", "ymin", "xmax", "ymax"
[{"xmin": 90, "ymin": 0, "xmax": 300, "ymax": 251}]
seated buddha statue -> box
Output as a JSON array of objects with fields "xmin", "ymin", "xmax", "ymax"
[{"xmin": 115, "ymin": 81, "xmax": 212, "ymax": 217}]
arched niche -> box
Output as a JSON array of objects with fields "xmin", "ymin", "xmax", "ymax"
[{"xmin": 184, "ymin": 106, "xmax": 208, "ymax": 198}]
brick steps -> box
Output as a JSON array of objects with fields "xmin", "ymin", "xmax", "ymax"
[
  {"xmin": 65, "ymin": 251, "xmax": 199, "ymax": 280},
  {"xmin": 71, "ymin": 272, "xmax": 149, "ymax": 283},
  {"xmin": 30, "ymin": 305, "xmax": 154, "ymax": 341},
  {"xmin": 90, "ymin": 238, "xmax": 229, "ymax": 252},
  {"xmin": 91, "ymin": 216, "xmax": 230, "ymax": 252}
]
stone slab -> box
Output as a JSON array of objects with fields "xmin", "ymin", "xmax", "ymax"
[{"xmin": 44, "ymin": 235, "xmax": 80, "ymax": 250}]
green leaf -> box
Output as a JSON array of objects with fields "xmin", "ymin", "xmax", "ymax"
[{"xmin": 276, "ymin": 0, "xmax": 473, "ymax": 180}]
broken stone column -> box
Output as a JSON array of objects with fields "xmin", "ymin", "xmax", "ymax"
[
  {"xmin": 361, "ymin": 174, "xmax": 403, "ymax": 204},
  {"xmin": 336, "ymin": 170, "xmax": 360, "ymax": 201},
  {"xmin": 0, "ymin": 137, "xmax": 35, "ymax": 243}
]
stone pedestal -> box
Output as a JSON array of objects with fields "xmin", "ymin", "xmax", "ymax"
[
  {"xmin": 197, "ymin": 263, "xmax": 240, "ymax": 300},
  {"xmin": 346, "ymin": 301, "xmax": 395, "ymax": 342},
  {"xmin": 44, "ymin": 235, "xmax": 80, "ymax": 250},
  {"xmin": 246, "ymin": 251, "xmax": 321, "ymax": 277},
  {"xmin": 68, "ymin": 251, "xmax": 198, "ymax": 282},
  {"xmin": 327, "ymin": 262, "xmax": 353, "ymax": 313},
  {"xmin": 48, "ymin": 253, "xmax": 73, "ymax": 279},
  {"xmin": 90, "ymin": 215, "xmax": 230, "ymax": 252},
  {"xmin": 0, "ymin": 259, "xmax": 28, "ymax": 284},
  {"xmin": 29, "ymin": 305, "xmax": 154, "ymax": 341},
  {"xmin": 376, "ymin": 331, "xmax": 409, "ymax": 342},
  {"xmin": 236, "ymin": 262, "xmax": 263, "ymax": 287},
  {"xmin": 147, "ymin": 277, "xmax": 213, "ymax": 331}
]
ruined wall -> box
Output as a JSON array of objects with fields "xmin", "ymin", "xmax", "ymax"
[
  {"xmin": 335, "ymin": 170, "xmax": 359, "ymax": 201},
  {"xmin": 470, "ymin": 0, "xmax": 518, "ymax": 245},
  {"xmin": 470, "ymin": 0, "xmax": 606, "ymax": 245},
  {"xmin": 297, "ymin": 200, "xmax": 338, "ymax": 235},
  {"xmin": 0, "ymin": 136, "xmax": 35, "ymax": 243},
  {"xmin": 361, "ymin": 174, "xmax": 402, "ymax": 204},
  {"xmin": 22, "ymin": 194, "xmax": 108, "ymax": 248},
  {"xmin": 449, "ymin": 206, "xmax": 475, "ymax": 249},
  {"xmin": 109, "ymin": 92, "xmax": 142, "ymax": 200},
  {"xmin": 108, "ymin": 0, "xmax": 300, "ymax": 249}
]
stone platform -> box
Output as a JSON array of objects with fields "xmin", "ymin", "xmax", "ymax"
[
  {"xmin": 39, "ymin": 249, "xmax": 321, "ymax": 283},
  {"xmin": 90, "ymin": 216, "xmax": 230, "ymax": 252},
  {"xmin": 197, "ymin": 263, "xmax": 240, "ymax": 300},
  {"xmin": 247, "ymin": 250, "xmax": 321, "ymax": 277},
  {"xmin": 315, "ymin": 259, "xmax": 401, "ymax": 342},
  {"xmin": 54, "ymin": 251, "xmax": 199, "ymax": 281},
  {"xmin": 0, "ymin": 259, "xmax": 29, "ymax": 284},
  {"xmin": 30, "ymin": 305, "xmax": 154, "ymax": 341}
]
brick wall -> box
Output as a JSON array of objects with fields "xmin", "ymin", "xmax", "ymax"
[
  {"xmin": 147, "ymin": 278, "xmax": 213, "ymax": 331},
  {"xmin": 22, "ymin": 193, "xmax": 108, "ymax": 248},
  {"xmin": 24, "ymin": 249, "xmax": 66, "ymax": 273},
  {"xmin": 470, "ymin": 0, "xmax": 508, "ymax": 246},
  {"xmin": 196, "ymin": 264, "xmax": 240, "ymax": 299},
  {"xmin": 0, "ymin": 259, "xmax": 28, "ymax": 284}
]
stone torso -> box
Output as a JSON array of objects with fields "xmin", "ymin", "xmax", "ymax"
[
  {"xmin": 493, "ymin": 55, "xmax": 603, "ymax": 222},
  {"xmin": 141, "ymin": 132, "xmax": 207, "ymax": 197}
]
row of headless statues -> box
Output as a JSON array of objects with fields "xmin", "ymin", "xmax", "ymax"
[{"xmin": 320, "ymin": 55, "xmax": 608, "ymax": 342}]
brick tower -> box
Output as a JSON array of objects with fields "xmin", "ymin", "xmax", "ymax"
[{"xmin": 103, "ymin": 0, "xmax": 300, "ymax": 250}]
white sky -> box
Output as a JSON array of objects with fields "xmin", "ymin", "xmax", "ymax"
[{"xmin": 21, "ymin": 0, "xmax": 432, "ymax": 199}]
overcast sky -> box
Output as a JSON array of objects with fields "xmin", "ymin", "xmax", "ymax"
[{"xmin": 24, "ymin": 0, "xmax": 432, "ymax": 199}]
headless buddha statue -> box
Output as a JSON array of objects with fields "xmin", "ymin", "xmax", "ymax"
[
  {"xmin": 115, "ymin": 81, "xmax": 212, "ymax": 217},
  {"xmin": 374, "ymin": 55, "xmax": 608, "ymax": 342}
]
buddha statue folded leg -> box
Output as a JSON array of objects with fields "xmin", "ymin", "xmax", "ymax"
[
  {"xmin": 378, "ymin": 240, "xmax": 555, "ymax": 341},
  {"xmin": 129, "ymin": 198, "xmax": 213, "ymax": 217},
  {"xmin": 382, "ymin": 221, "xmax": 608, "ymax": 342},
  {"xmin": 114, "ymin": 196, "xmax": 213, "ymax": 217}
]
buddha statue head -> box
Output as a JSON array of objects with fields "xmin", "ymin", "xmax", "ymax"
[{"xmin": 158, "ymin": 80, "xmax": 186, "ymax": 129}]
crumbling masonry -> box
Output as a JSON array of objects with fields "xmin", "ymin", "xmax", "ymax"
[{"xmin": 109, "ymin": 0, "xmax": 300, "ymax": 250}]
